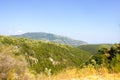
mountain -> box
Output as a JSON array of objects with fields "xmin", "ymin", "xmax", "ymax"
[
  {"xmin": 78, "ymin": 44, "xmax": 112, "ymax": 54},
  {"xmin": 12, "ymin": 32, "xmax": 87, "ymax": 46},
  {"xmin": 0, "ymin": 35, "xmax": 91, "ymax": 74}
]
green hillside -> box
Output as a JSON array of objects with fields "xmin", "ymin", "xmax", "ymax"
[
  {"xmin": 12, "ymin": 32, "xmax": 87, "ymax": 46},
  {"xmin": 0, "ymin": 35, "xmax": 120, "ymax": 80},
  {"xmin": 78, "ymin": 44, "xmax": 112, "ymax": 54},
  {"xmin": 0, "ymin": 35, "xmax": 91, "ymax": 74},
  {"xmin": 87, "ymin": 44, "xmax": 120, "ymax": 72}
]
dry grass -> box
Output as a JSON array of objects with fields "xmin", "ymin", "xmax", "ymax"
[{"xmin": 37, "ymin": 67, "xmax": 120, "ymax": 80}]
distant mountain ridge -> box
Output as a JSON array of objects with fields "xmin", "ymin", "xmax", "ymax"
[{"xmin": 12, "ymin": 32, "xmax": 87, "ymax": 46}]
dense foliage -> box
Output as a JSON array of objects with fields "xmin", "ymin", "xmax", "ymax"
[
  {"xmin": 0, "ymin": 35, "xmax": 91, "ymax": 75},
  {"xmin": 89, "ymin": 44, "xmax": 120, "ymax": 72}
]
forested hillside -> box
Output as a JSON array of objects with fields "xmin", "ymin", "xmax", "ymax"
[
  {"xmin": 0, "ymin": 35, "xmax": 120, "ymax": 80},
  {"xmin": 0, "ymin": 35, "xmax": 91, "ymax": 79},
  {"xmin": 78, "ymin": 44, "xmax": 112, "ymax": 54}
]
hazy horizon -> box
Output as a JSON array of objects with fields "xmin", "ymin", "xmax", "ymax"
[{"xmin": 0, "ymin": 0, "xmax": 120, "ymax": 44}]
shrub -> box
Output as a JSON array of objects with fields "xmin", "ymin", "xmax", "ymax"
[{"xmin": 0, "ymin": 45, "xmax": 27, "ymax": 80}]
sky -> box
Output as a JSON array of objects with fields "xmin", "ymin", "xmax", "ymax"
[{"xmin": 0, "ymin": 0, "xmax": 120, "ymax": 44}]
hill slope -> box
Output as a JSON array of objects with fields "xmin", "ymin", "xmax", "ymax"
[
  {"xmin": 12, "ymin": 32, "xmax": 87, "ymax": 46},
  {"xmin": 78, "ymin": 44, "xmax": 112, "ymax": 54},
  {"xmin": 0, "ymin": 35, "xmax": 91, "ymax": 74}
]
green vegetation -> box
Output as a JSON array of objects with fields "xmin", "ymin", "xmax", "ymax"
[
  {"xmin": 0, "ymin": 35, "xmax": 120, "ymax": 80},
  {"xmin": 78, "ymin": 44, "xmax": 112, "ymax": 54},
  {"xmin": 87, "ymin": 44, "xmax": 120, "ymax": 72},
  {"xmin": 12, "ymin": 32, "xmax": 87, "ymax": 46},
  {"xmin": 0, "ymin": 35, "xmax": 90, "ymax": 75}
]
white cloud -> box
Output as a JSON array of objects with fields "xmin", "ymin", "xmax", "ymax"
[
  {"xmin": 14, "ymin": 30, "xmax": 25, "ymax": 35},
  {"xmin": 7, "ymin": 30, "xmax": 25, "ymax": 35}
]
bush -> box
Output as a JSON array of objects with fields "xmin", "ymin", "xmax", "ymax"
[
  {"xmin": 90, "ymin": 44, "xmax": 120, "ymax": 72},
  {"xmin": 0, "ymin": 44, "xmax": 27, "ymax": 80}
]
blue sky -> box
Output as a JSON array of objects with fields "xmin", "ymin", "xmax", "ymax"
[{"xmin": 0, "ymin": 0, "xmax": 120, "ymax": 44}]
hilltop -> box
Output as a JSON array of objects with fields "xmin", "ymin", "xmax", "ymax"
[{"xmin": 12, "ymin": 32, "xmax": 87, "ymax": 46}]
